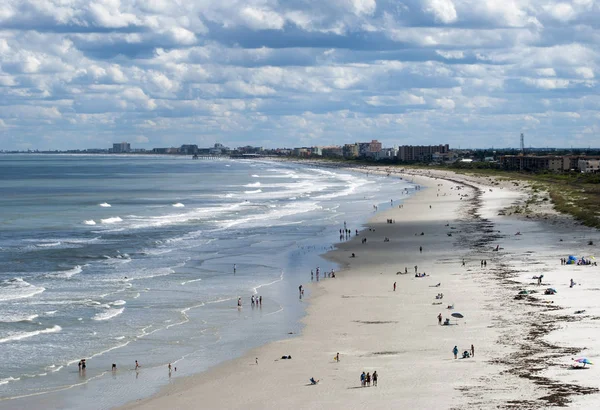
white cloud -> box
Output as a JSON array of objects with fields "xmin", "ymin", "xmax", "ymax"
[
  {"xmin": 168, "ymin": 27, "xmax": 197, "ymax": 45},
  {"xmin": 351, "ymin": 0, "xmax": 377, "ymax": 16},
  {"xmin": 87, "ymin": 0, "xmax": 139, "ymax": 28},
  {"xmin": 536, "ymin": 68, "xmax": 556, "ymax": 77},
  {"xmin": 424, "ymin": 0, "xmax": 458, "ymax": 24},
  {"xmin": 522, "ymin": 78, "xmax": 570, "ymax": 89},
  {"xmin": 435, "ymin": 98, "xmax": 456, "ymax": 109},
  {"xmin": 239, "ymin": 7, "xmax": 285, "ymax": 30},
  {"xmin": 436, "ymin": 50, "xmax": 464, "ymax": 59},
  {"xmin": 1, "ymin": 0, "xmax": 600, "ymax": 150},
  {"xmin": 544, "ymin": 2, "xmax": 577, "ymax": 22},
  {"xmin": 575, "ymin": 67, "xmax": 594, "ymax": 79}
]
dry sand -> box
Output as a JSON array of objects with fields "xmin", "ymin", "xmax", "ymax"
[{"xmin": 121, "ymin": 167, "xmax": 600, "ymax": 410}]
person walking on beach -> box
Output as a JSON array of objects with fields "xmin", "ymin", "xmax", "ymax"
[
  {"xmin": 311, "ymin": 270, "xmax": 314, "ymax": 281},
  {"xmin": 233, "ymin": 264, "xmax": 236, "ymax": 274},
  {"xmin": 237, "ymin": 297, "xmax": 242, "ymax": 307},
  {"xmin": 361, "ymin": 372, "xmax": 366, "ymax": 387},
  {"xmin": 336, "ymin": 352, "xmax": 340, "ymax": 362},
  {"xmin": 393, "ymin": 282, "xmax": 396, "ymax": 292},
  {"xmin": 471, "ymin": 344, "xmax": 475, "ymax": 357},
  {"xmin": 299, "ymin": 285, "xmax": 303, "ymax": 298},
  {"xmin": 414, "ymin": 265, "xmax": 418, "ymax": 273},
  {"xmin": 366, "ymin": 372, "xmax": 371, "ymax": 387},
  {"xmin": 453, "ymin": 346, "xmax": 458, "ymax": 359},
  {"xmin": 372, "ymin": 371, "xmax": 378, "ymax": 386},
  {"xmin": 462, "ymin": 259, "xmax": 465, "ymax": 267},
  {"xmin": 135, "ymin": 360, "xmax": 140, "ymax": 370},
  {"xmin": 420, "ymin": 246, "xmax": 422, "ymax": 253},
  {"xmin": 438, "ymin": 313, "xmax": 442, "ymax": 325}
]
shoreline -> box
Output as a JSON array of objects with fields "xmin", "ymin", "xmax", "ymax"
[{"xmin": 120, "ymin": 165, "xmax": 600, "ymax": 409}]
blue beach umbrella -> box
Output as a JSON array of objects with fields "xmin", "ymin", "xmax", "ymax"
[{"xmin": 575, "ymin": 358, "xmax": 593, "ymax": 366}]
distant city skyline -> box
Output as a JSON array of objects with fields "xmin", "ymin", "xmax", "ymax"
[{"xmin": 0, "ymin": 1, "xmax": 599, "ymax": 150}]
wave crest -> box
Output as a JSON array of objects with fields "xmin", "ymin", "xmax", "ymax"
[{"xmin": 0, "ymin": 325, "xmax": 61, "ymax": 344}]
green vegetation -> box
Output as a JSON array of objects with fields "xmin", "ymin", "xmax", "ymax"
[
  {"xmin": 402, "ymin": 162, "xmax": 600, "ymax": 229},
  {"xmin": 286, "ymin": 157, "xmax": 600, "ymax": 228}
]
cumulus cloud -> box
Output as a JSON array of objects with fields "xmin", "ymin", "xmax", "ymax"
[
  {"xmin": 0, "ymin": 0, "xmax": 599, "ymax": 149},
  {"xmin": 424, "ymin": 0, "xmax": 458, "ymax": 24}
]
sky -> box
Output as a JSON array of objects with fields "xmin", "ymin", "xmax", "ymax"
[{"xmin": 0, "ymin": 0, "xmax": 599, "ymax": 151}]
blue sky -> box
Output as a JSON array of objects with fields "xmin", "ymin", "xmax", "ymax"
[{"xmin": 0, "ymin": 0, "xmax": 599, "ymax": 150}]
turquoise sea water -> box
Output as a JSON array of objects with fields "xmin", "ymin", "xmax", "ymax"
[{"xmin": 0, "ymin": 155, "xmax": 413, "ymax": 409}]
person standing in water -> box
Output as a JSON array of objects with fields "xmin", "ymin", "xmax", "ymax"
[{"xmin": 233, "ymin": 264, "xmax": 236, "ymax": 274}]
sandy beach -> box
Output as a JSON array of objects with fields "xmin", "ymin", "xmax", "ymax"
[{"xmin": 121, "ymin": 166, "xmax": 600, "ymax": 410}]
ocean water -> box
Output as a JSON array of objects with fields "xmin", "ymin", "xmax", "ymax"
[{"xmin": 0, "ymin": 155, "xmax": 413, "ymax": 409}]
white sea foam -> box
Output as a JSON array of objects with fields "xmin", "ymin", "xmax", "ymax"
[
  {"xmin": 251, "ymin": 174, "xmax": 260, "ymax": 178},
  {"xmin": 172, "ymin": 203, "xmax": 185, "ymax": 208},
  {"xmin": 92, "ymin": 307, "xmax": 124, "ymax": 321},
  {"xmin": 99, "ymin": 202, "xmax": 111, "ymax": 207},
  {"xmin": 46, "ymin": 265, "xmax": 84, "ymax": 279},
  {"xmin": 0, "ymin": 313, "xmax": 39, "ymax": 323},
  {"xmin": 0, "ymin": 278, "xmax": 45, "ymax": 302},
  {"xmin": 36, "ymin": 241, "xmax": 61, "ymax": 247},
  {"xmin": 0, "ymin": 325, "xmax": 62, "ymax": 344},
  {"xmin": 84, "ymin": 220, "xmax": 96, "ymax": 225},
  {"xmin": 122, "ymin": 202, "xmax": 246, "ymax": 230},
  {"xmin": 244, "ymin": 189, "xmax": 262, "ymax": 194},
  {"xmin": 181, "ymin": 278, "xmax": 202, "ymax": 285},
  {"xmin": 110, "ymin": 300, "xmax": 126, "ymax": 306},
  {"xmin": 218, "ymin": 201, "xmax": 321, "ymax": 229},
  {"xmin": 0, "ymin": 377, "xmax": 20, "ymax": 386},
  {"xmin": 45, "ymin": 364, "xmax": 63, "ymax": 373},
  {"xmin": 101, "ymin": 217, "xmax": 122, "ymax": 224},
  {"xmin": 245, "ymin": 182, "xmax": 261, "ymax": 187}
]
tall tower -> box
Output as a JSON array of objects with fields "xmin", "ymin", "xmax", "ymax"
[{"xmin": 520, "ymin": 133, "xmax": 525, "ymax": 153}]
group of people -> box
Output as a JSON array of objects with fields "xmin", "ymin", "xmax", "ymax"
[
  {"xmin": 311, "ymin": 267, "xmax": 335, "ymax": 281},
  {"xmin": 480, "ymin": 260, "xmax": 488, "ymax": 267},
  {"xmin": 437, "ymin": 313, "xmax": 453, "ymax": 326},
  {"xmin": 561, "ymin": 256, "xmax": 597, "ymax": 266},
  {"xmin": 77, "ymin": 359, "xmax": 87, "ymax": 373},
  {"xmin": 360, "ymin": 371, "xmax": 378, "ymax": 387},
  {"xmin": 251, "ymin": 295, "xmax": 263, "ymax": 306},
  {"xmin": 453, "ymin": 345, "xmax": 475, "ymax": 359}
]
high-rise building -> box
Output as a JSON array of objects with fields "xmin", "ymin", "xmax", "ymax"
[
  {"xmin": 112, "ymin": 142, "xmax": 131, "ymax": 153},
  {"xmin": 397, "ymin": 144, "xmax": 449, "ymax": 161}
]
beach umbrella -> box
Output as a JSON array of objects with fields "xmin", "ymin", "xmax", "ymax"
[
  {"xmin": 576, "ymin": 358, "xmax": 593, "ymax": 366},
  {"xmin": 451, "ymin": 312, "xmax": 464, "ymax": 319}
]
